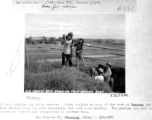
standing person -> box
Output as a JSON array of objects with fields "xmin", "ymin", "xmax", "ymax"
[
  {"xmin": 61, "ymin": 34, "xmax": 67, "ymax": 67},
  {"xmin": 70, "ymin": 37, "xmax": 74, "ymax": 63},
  {"xmin": 74, "ymin": 38, "xmax": 86, "ymax": 68},
  {"xmin": 103, "ymin": 63, "xmax": 112, "ymax": 84},
  {"xmin": 61, "ymin": 32, "xmax": 73, "ymax": 68}
]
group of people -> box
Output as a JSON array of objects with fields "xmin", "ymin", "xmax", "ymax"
[
  {"xmin": 90, "ymin": 63, "xmax": 114, "ymax": 91},
  {"xmin": 90, "ymin": 63, "xmax": 112, "ymax": 82},
  {"xmin": 61, "ymin": 32, "xmax": 113, "ymax": 91},
  {"xmin": 61, "ymin": 32, "xmax": 85, "ymax": 68}
]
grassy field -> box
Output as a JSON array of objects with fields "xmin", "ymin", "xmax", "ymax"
[{"xmin": 25, "ymin": 42, "xmax": 125, "ymax": 93}]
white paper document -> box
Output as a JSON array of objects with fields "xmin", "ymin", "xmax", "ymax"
[{"xmin": 0, "ymin": 0, "xmax": 152, "ymax": 120}]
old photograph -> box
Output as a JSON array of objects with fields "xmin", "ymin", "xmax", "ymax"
[{"xmin": 24, "ymin": 14, "xmax": 125, "ymax": 93}]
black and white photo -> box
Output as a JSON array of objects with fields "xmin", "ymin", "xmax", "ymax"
[{"xmin": 25, "ymin": 14, "xmax": 125, "ymax": 93}]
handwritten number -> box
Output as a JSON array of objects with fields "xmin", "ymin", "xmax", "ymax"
[
  {"xmin": 118, "ymin": 5, "xmax": 134, "ymax": 12},
  {"xmin": 110, "ymin": 94, "xmax": 129, "ymax": 97}
]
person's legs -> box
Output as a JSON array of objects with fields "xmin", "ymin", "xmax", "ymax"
[
  {"xmin": 76, "ymin": 55, "xmax": 78, "ymax": 65},
  {"xmin": 76, "ymin": 53, "xmax": 80, "ymax": 67},
  {"xmin": 62, "ymin": 53, "xmax": 66, "ymax": 68},
  {"xmin": 65, "ymin": 54, "xmax": 69, "ymax": 66},
  {"xmin": 82, "ymin": 58, "xmax": 86, "ymax": 66},
  {"xmin": 76, "ymin": 55, "xmax": 79, "ymax": 67},
  {"xmin": 69, "ymin": 54, "xmax": 73, "ymax": 67},
  {"xmin": 65, "ymin": 54, "xmax": 72, "ymax": 67},
  {"xmin": 80, "ymin": 56, "xmax": 85, "ymax": 66},
  {"xmin": 79, "ymin": 51, "xmax": 85, "ymax": 66}
]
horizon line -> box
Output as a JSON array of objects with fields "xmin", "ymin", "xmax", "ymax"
[{"xmin": 25, "ymin": 36, "xmax": 125, "ymax": 40}]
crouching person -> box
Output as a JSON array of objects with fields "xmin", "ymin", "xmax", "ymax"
[
  {"xmin": 94, "ymin": 68, "xmax": 104, "ymax": 81},
  {"xmin": 103, "ymin": 63, "xmax": 114, "ymax": 91},
  {"xmin": 90, "ymin": 64, "xmax": 104, "ymax": 77}
]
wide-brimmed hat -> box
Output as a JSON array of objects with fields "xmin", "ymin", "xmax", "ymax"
[
  {"xmin": 98, "ymin": 68, "xmax": 104, "ymax": 73},
  {"xmin": 106, "ymin": 62, "xmax": 112, "ymax": 67}
]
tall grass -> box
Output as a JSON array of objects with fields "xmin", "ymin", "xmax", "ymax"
[
  {"xmin": 25, "ymin": 54, "xmax": 125, "ymax": 93},
  {"xmin": 25, "ymin": 67, "xmax": 110, "ymax": 93},
  {"xmin": 25, "ymin": 56, "xmax": 110, "ymax": 93},
  {"xmin": 25, "ymin": 54, "xmax": 62, "ymax": 73}
]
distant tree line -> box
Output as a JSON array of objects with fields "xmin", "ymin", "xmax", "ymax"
[
  {"xmin": 25, "ymin": 36, "xmax": 79, "ymax": 45},
  {"xmin": 25, "ymin": 36, "xmax": 63, "ymax": 45},
  {"xmin": 25, "ymin": 36, "xmax": 125, "ymax": 45},
  {"xmin": 86, "ymin": 39, "xmax": 125, "ymax": 44}
]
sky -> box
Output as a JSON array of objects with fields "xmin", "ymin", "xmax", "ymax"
[{"xmin": 25, "ymin": 14, "xmax": 125, "ymax": 39}]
